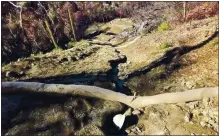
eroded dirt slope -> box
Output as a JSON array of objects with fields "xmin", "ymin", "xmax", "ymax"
[
  {"xmin": 2, "ymin": 43, "xmax": 126, "ymax": 82},
  {"xmin": 117, "ymin": 17, "xmax": 218, "ymax": 79},
  {"xmin": 121, "ymin": 17, "xmax": 218, "ymax": 135},
  {"xmin": 1, "ymin": 16, "xmax": 218, "ymax": 135}
]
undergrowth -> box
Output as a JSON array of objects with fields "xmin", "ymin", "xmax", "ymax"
[
  {"xmin": 160, "ymin": 42, "xmax": 171, "ymax": 49},
  {"xmin": 157, "ymin": 22, "xmax": 169, "ymax": 32}
]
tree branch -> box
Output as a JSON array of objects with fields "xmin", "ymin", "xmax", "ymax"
[{"xmin": 38, "ymin": 2, "xmax": 54, "ymax": 24}]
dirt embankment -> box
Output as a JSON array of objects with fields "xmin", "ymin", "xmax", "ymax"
[
  {"xmin": 1, "ymin": 43, "xmax": 126, "ymax": 83},
  {"xmin": 117, "ymin": 17, "xmax": 218, "ymax": 79},
  {"xmin": 120, "ymin": 16, "xmax": 218, "ymax": 135}
]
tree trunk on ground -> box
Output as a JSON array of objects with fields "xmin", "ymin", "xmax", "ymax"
[{"xmin": 2, "ymin": 82, "xmax": 218, "ymax": 109}]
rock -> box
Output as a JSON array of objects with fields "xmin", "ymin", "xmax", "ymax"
[
  {"xmin": 185, "ymin": 81, "xmax": 195, "ymax": 89},
  {"xmin": 202, "ymin": 97, "xmax": 210, "ymax": 107},
  {"xmin": 125, "ymin": 129, "xmax": 131, "ymax": 134},
  {"xmin": 131, "ymin": 128, "xmax": 136, "ymax": 132},
  {"xmin": 135, "ymin": 127, "xmax": 141, "ymax": 133},
  {"xmin": 208, "ymin": 98, "xmax": 214, "ymax": 105},
  {"xmin": 139, "ymin": 108, "xmax": 145, "ymax": 113},
  {"xmin": 184, "ymin": 116, "xmax": 190, "ymax": 122},
  {"xmin": 163, "ymin": 86, "xmax": 170, "ymax": 90},
  {"xmin": 184, "ymin": 112, "xmax": 192, "ymax": 122},
  {"xmin": 192, "ymin": 110, "xmax": 200, "ymax": 117},
  {"xmin": 200, "ymin": 121, "xmax": 207, "ymax": 127},
  {"xmin": 132, "ymin": 110, "xmax": 141, "ymax": 115},
  {"xmin": 207, "ymin": 124, "xmax": 211, "ymax": 128},
  {"xmin": 187, "ymin": 101, "xmax": 199, "ymax": 109},
  {"xmin": 19, "ymin": 71, "xmax": 24, "ymax": 76},
  {"xmin": 126, "ymin": 61, "xmax": 131, "ymax": 65},
  {"xmin": 208, "ymin": 119, "xmax": 215, "ymax": 125},
  {"xmin": 67, "ymin": 56, "xmax": 72, "ymax": 61}
]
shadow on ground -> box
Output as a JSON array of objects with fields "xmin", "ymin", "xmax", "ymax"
[{"xmin": 124, "ymin": 30, "xmax": 218, "ymax": 81}]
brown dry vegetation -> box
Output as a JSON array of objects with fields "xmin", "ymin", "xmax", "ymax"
[{"xmin": 1, "ymin": 2, "xmax": 218, "ymax": 64}]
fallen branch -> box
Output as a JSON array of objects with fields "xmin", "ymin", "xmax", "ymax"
[{"xmin": 2, "ymin": 82, "xmax": 218, "ymax": 109}]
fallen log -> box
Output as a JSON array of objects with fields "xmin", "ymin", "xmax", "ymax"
[{"xmin": 2, "ymin": 82, "xmax": 218, "ymax": 109}]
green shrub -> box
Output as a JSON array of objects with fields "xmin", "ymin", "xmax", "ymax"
[
  {"xmin": 68, "ymin": 41, "xmax": 76, "ymax": 47},
  {"xmin": 30, "ymin": 52, "xmax": 43, "ymax": 57},
  {"xmin": 160, "ymin": 42, "xmax": 171, "ymax": 49},
  {"xmin": 157, "ymin": 22, "xmax": 169, "ymax": 32}
]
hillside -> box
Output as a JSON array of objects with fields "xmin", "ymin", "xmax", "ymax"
[{"xmin": 1, "ymin": 2, "xmax": 218, "ymax": 136}]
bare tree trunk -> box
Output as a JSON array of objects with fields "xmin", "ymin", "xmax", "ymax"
[
  {"xmin": 183, "ymin": 2, "xmax": 187, "ymax": 22},
  {"xmin": 2, "ymin": 82, "xmax": 218, "ymax": 109}
]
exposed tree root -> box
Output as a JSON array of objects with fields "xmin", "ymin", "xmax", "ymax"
[{"xmin": 2, "ymin": 82, "xmax": 218, "ymax": 109}]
